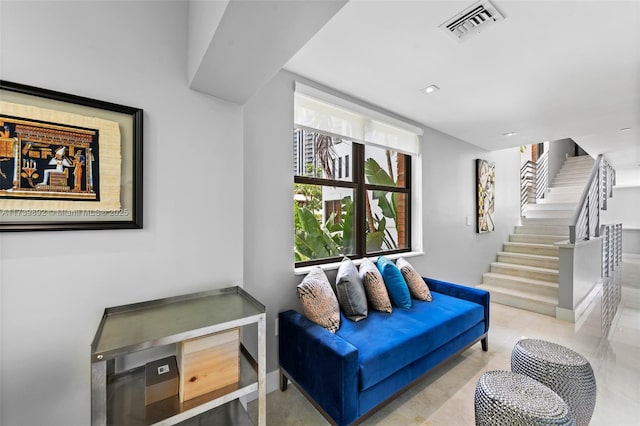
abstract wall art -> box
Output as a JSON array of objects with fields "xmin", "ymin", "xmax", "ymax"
[{"xmin": 476, "ymin": 159, "xmax": 495, "ymax": 233}]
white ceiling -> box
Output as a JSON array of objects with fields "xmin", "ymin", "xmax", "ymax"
[{"xmin": 284, "ymin": 0, "xmax": 640, "ymax": 183}]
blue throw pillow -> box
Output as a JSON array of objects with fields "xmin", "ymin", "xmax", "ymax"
[{"xmin": 376, "ymin": 256, "xmax": 411, "ymax": 309}]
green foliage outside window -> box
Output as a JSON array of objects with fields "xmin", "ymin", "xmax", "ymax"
[
  {"xmin": 294, "ymin": 127, "xmax": 408, "ymax": 265},
  {"xmin": 294, "ymin": 196, "xmax": 353, "ymax": 262},
  {"xmin": 364, "ymin": 157, "xmax": 400, "ymax": 251}
]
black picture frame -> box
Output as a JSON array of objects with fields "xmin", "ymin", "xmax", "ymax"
[{"xmin": 0, "ymin": 80, "xmax": 143, "ymax": 231}]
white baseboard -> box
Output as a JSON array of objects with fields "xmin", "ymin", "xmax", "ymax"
[
  {"xmin": 556, "ymin": 281, "xmax": 602, "ymax": 323},
  {"xmin": 239, "ymin": 369, "xmax": 282, "ymax": 406}
]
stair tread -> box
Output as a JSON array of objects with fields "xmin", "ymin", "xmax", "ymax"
[
  {"xmin": 491, "ymin": 261, "xmax": 559, "ymax": 274},
  {"xmin": 497, "ymin": 251, "xmax": 559, "ymax": 261},
  {"xmin": 483, "ymin": 272, "xmax": 559, "ymax": 288},
  {"xmin": 477, "ymin": 284, "xmax": 558, "ymax": 305}
]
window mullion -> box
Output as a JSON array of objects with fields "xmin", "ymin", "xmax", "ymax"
[{"xmin": 354, "ymin": 143, "xmax": 366, "ymax": 258}]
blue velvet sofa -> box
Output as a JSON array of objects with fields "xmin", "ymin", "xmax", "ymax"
[{"xmin": 278, "ymin": 277, "xmax": 490, "ymax": 426}]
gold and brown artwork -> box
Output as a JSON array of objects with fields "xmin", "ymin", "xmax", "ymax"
[{"xmin": 0, "ymin": 116, "xmax": 99, "ymax": 201}]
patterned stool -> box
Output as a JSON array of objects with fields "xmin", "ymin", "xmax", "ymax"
[
  {"xmin": 512, "ymin": 339, "xmax": 596, "ymax": 426},
  {"xmin": 474, "ymin": 370, "xmax": 575, "ymax": 425}
]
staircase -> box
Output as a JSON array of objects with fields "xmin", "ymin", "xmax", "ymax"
[{"xmin": 478, "ymin": 155, "xmax": 594, "ymax": 316}]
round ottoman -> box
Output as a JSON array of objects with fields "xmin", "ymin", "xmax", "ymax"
[
  {"xmin": 474, "ymin": 370, "xmax": 575, "ymax": 425},
  {"xmin": 512, "ymin": 339, "xmax": 596, "ymax": 426}
]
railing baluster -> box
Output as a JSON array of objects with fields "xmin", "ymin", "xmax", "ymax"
[{"xmin": 570, "ymin": 155, "xmax": 606, "ymax": 243}]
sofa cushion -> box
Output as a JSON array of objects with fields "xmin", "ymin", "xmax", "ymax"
[
  {"xmin": 335, "ymin": 290, "xmax": 485, "ymax": 390},
  {"xmin": 397, "ymin": 257, "xmax": 432, "ymax": 301},
  {"xmin": 376, "ymin": 256, "xmax": 411, "ymax": 309},
  {"xmin": 336, "ymin": 258, "xmax": 368, "ymax": 322},
  {"xmin": 359, "ymin": 258, "xmax": 392, "ymax": 313},
  {"xmin": 297, "ymin": 267, "xmax": 340, "ymax": 333}
]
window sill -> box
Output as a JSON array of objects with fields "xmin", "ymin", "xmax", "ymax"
[{"xmin": 293, "ymin": 251, "xmax": 425, "ymax": 276}]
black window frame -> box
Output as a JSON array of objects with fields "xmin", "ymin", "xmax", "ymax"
[{"xmin": 294, "ymin": 130, "xmax": 412, "ymax": 268}]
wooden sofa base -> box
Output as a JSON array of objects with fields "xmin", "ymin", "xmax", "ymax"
[{"xmin": 280, "ymin": 334, "xmax": 488, "ymax": 426}]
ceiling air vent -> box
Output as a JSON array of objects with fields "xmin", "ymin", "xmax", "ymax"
[{"xmin": 439, "ymin": 0, "xmax": 505, "ymax": 43}]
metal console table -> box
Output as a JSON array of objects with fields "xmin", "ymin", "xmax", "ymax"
[{"xmin": 90, "ymin": 286, "xmax": 266, "ymax": 426}]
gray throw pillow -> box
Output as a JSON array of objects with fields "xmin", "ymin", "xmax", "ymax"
[{"xmin": 336, "ymin": 258, "xmax": 368, "ymax": 321}]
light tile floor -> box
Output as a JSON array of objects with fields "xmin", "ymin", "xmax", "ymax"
[{"xmin": 251, "ymin": 257, "xmax": 640, "ymax": 425}]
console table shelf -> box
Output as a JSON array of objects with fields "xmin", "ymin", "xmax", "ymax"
[{"xmin": 90, "ymin": 286, "xmax": 266, "ymax": 426}]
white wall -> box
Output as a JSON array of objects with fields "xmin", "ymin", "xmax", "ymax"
[
  {"xmin": 558, "ymin": 239, "xmax": 602, "ymax": 312},
  {"xmin": 187, "ymin": 0, "xmax": 229, "ymax": 83},
  {"xmin": 601, "ymin": 186, "xmax": 640, "ymax": 229},
  {"xmin": 243, "ymin": 70, "xmax": 522, "ymax": 373},
  {"xmin": 601, "ymin": 186, "xmax": 640, "ymax": 254},
  {"xmin": 0, "ymin": 2, "xmax": 243, "ymax": 425},
  {"xmin": 548, "ymin": 138, "xmax": 575, "ymax": 185},
  {"xmin": 413, "ymin": 127, "xmax": 521, "ymax": 285}
]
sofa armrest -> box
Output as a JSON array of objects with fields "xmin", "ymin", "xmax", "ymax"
[
  {"xmin": 424, "ymin": 277, "xmax": 490, "ymax": 334},
  {"xmin": 279, "ymin": 310, "xmax": 359, "ymax": 426}
]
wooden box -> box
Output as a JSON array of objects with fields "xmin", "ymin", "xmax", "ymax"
[
  {"xmin": 177, "ymin": 328, "xmax": 240, "ymax": 402},
  {"xmin": 144, "ymin": 356, "xmax": 179, "ymax": 405}
]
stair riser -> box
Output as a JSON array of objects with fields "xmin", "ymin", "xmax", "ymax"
[
  {"xmin": 489, "ymin": 292, "xmax": 557, "ymax": 316},
  {"xmin": 562, "ymin": 159, "xmax": 594, "ymax": 167},
  {"xmin": 497, "ymin": 254, "xmax": 559, "ymax": 269},
  {"xmin": 551, "ymin": 180, "xmax": 589, "ymax": 187},
  {"xmin": 490, "ymin": 264, "xmax": 558, "ymax": 282},
  {"xmin": 564, "ymin": 155, "xmax": 593, "ymax": 161},
  {"xmin": 558, "ymin": 161, "xmax": 593, "ymax": 168},
  {"xmin": 525, "ymin": 203, "xmax": 576, "ymax": 211},
  {"xmin": 509, "ymin": 234, "xmax": 567, "ymax": 244},
  {"xmin": 482, "ymin": 274, "xmax": 558, "ymax": 298},
  {"xmin": 503, "ymin": 244, "xmax": 559, "ymax": 257},
  {"xmin": 523, "ymin": 210, "xmax": 574, "ymax": 219},
  {"xmin": 553, "ymin": 178, "xmax": 590, "ymax": 187},
  {"xmin": 514, "ymin": 225, "xmax": 569, "ymax": 236},
  {"xmin": 560, "ymin": 160, "xmax": 593, "ymax": 167},
  {"xmin": 521, "ymin": 217, "xmax": 572, "ymax": 226},
  {"xmin": 560, "ymin": 166, "xmax": 593, "ymax": 172},
  {"xmin": 554, "ymin": 171, "xmax": 591, "ymax": 180},
  {"xmin": 541, "ymin": 194, "xmax": 581, "ymax": 203},
  {"xmin": 545, "ymin": 186, "xmax": 584, "ymax": 194},
  {"xmin": 557, "ymin": 165, "xmax": 591, "ymax": 170}
]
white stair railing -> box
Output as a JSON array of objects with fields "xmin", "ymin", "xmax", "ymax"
[
  {"xmin": 535, "ymin": 151, "xmax": 549, "ymax": 200},
  {"xmin": 600, "ymin": 223, "xmax": 622, "ymax": 335},
  {"xmin": 600, "ymin": 157, "xmax": 616, "ymax": 211},
  {"xmin": 519, "ymin": 151, "xmax": 549, "ymax": 217},
  {"xmin": 568, "ymin": 154, "xmax": 615, "ymax": 243},
  {"xmin": 520, "ymin": 160, "xmax": 536, "ymax": 217}
]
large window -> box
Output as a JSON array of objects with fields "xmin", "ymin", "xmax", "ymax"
[
  {"xmin": 293, "ymin": 129, "xmax": 414, "ymax": 267},
  {"xmin": 293, "ymin": 84, "xmax": 421, "ymax": 267}
]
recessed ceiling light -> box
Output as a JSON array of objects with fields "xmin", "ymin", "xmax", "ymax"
[
  {"xmin": 620, "ymin": 127, "xmax": 632, "ymax": 132},
  {"xmin": 503, "ymin": 131, "xmax": 517, "ymax": 137},
  {"xmin": 423, "ymin": 85, "xmax": 440, "ymax": 94}
]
